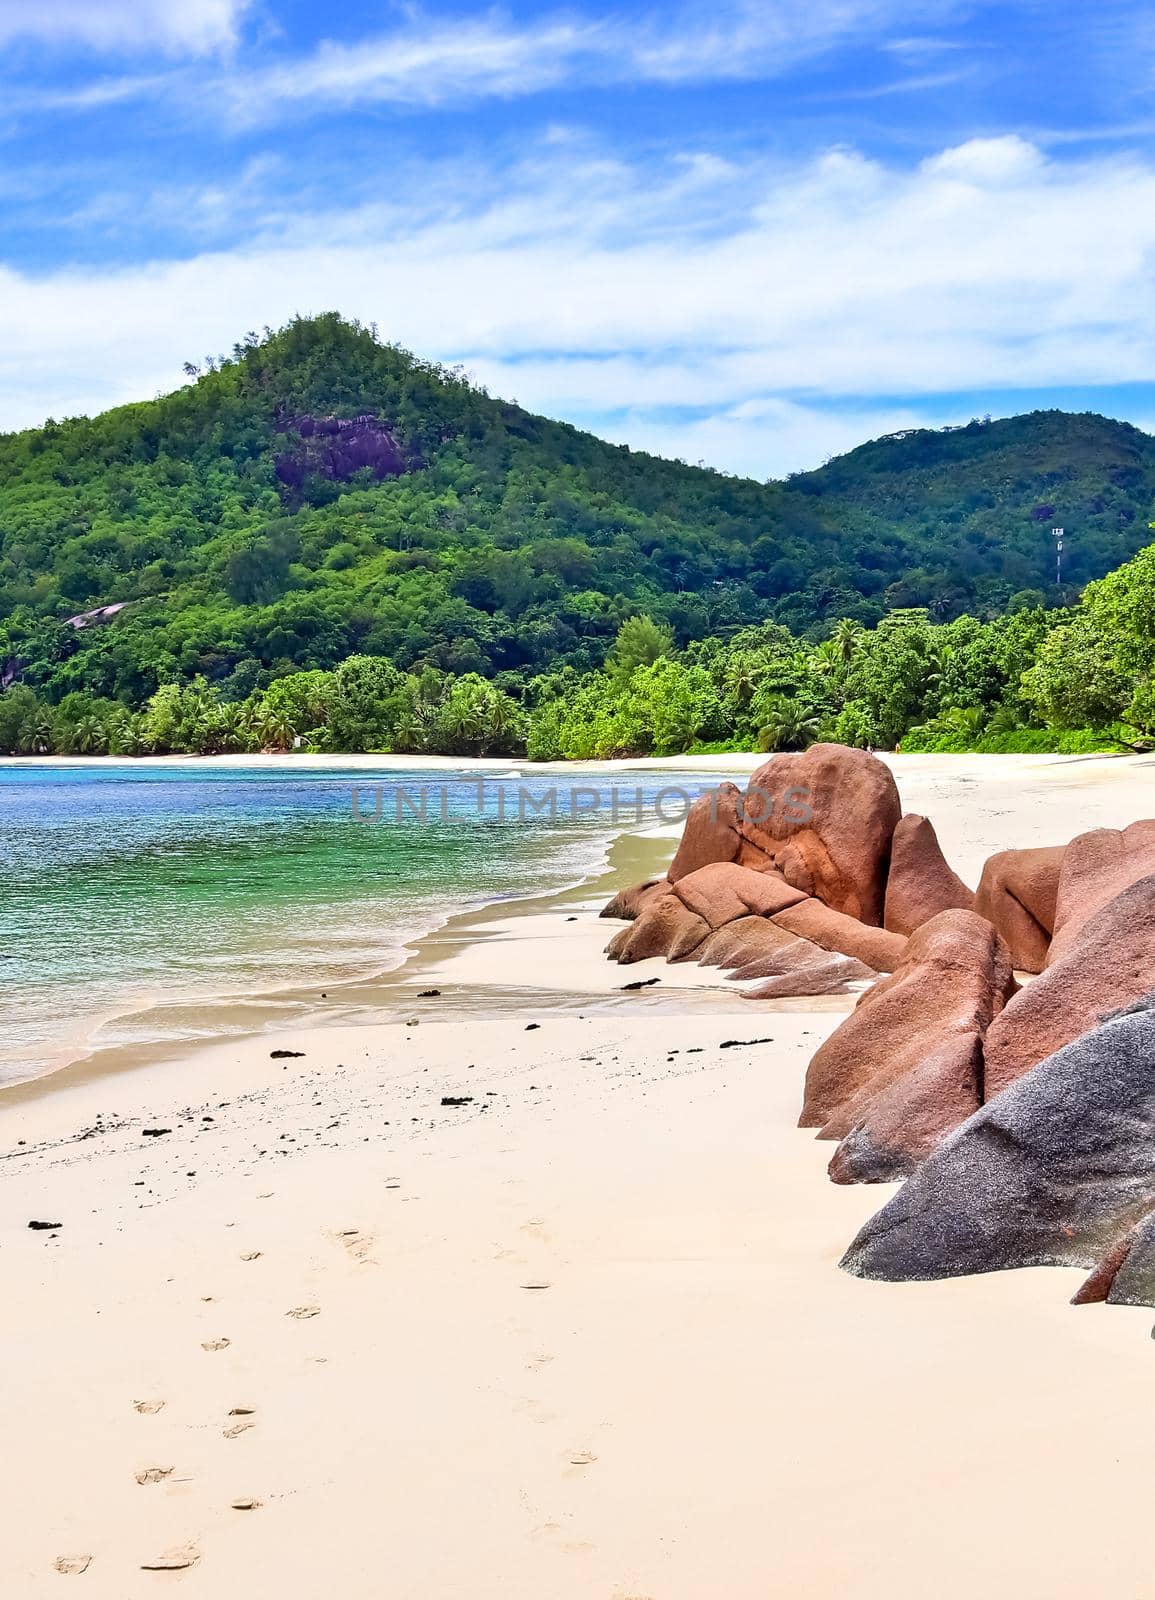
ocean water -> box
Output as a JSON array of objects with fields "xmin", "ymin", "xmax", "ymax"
[{"xmin": 0, "ymin": 762, "xmax": 726, "ymax": 1084}]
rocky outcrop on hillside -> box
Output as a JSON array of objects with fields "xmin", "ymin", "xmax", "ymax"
[{"xmin": 274, "ymin": 413, "xmax": 416, "ymax": 490}]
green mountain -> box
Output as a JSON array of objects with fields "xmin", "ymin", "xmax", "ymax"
[
  {"xmin": 794, "ymin": 409, "xmax": 1155, "ymax": 614},
  {"xmin": 1, "ymin": 313, "xmax": 1153, "ymax": 707}
]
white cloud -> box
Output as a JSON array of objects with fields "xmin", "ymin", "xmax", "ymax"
[
  {"xmin": 921, "ymin": 134, "xmax": 1043, "ymax": 183},
  {"xmin": 599, "ymin": 399, "xmax": 944, "ymax": 479},
  {"xmin": 3, "ymin": 135, "xmax": 1155, "ymax": 474},
  {"xmin": 221, "ymin": 0, "xmax": 958, "ymax": 120},
  {"xmin": 232, "ymin": 17, "xmax": 597, "ymax": 114},
  {"xmin": 0, "ymin": 0, "xmax": 995, "ymax": 123},
  {"xmin": 0, "ymin": 0, "xmax": 248, "ymax": 54}
]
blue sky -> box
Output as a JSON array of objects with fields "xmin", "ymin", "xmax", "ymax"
[{"xmin": 2, "ymin": 0, "xmax": 1155, "ymax": 474}]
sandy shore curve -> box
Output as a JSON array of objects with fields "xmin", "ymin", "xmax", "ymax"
[{"xmin": 4, "ymin": 752, "xmax": 1155, "ymax": 1597}]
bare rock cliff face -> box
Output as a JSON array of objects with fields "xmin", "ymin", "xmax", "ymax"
[{"xmin": 274, "ymin": 414, "xmax": 416, "ymax": 490}]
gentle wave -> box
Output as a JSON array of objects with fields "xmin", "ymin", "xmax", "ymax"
[{"xmin": 0, "ymin": 763, "xmax": 727, "ymax": 1083}]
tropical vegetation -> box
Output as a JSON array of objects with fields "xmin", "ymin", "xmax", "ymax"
[{"xmin": 1, "ymin": 314, "xmax": 1153, "ymax": 759}]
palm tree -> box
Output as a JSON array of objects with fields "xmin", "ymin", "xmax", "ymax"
[
  {"xmin": 256, "ymin": 708, "xmax": 297, "ymax": 752},
  {"xmin": 438, "ymin": 686, "xmax": 488, "ymax": 754},
  {"xmin": 908, "ymin": 704, "xmax": 985, "ymax": 746},
  {"xmin": 72, "ymin": 716, "xmax": 108, "ymax": 755},
  {"xmin": 195, "ymin": 702, "xmax": 246, "ymax": 755},
  {"xmin": 159, "ymin": 683, "xmax": 213, "ymax": 754},
  {"xmin": 481, "ymin": 688, "xmax": 527, "ymax": 754},
  {"xmin": 922, "ymin": 640, "xmax": 952, "ymax": 701},
  {"xmin": 236, "ymin": 698, "xmax": 267, "ymax": 752},
  {"xmin": 808, "ymin": 639, "xmax": 841, "ymax": 678},
  {"xmin": 20, "ymin": 713, "xmax": 55, "ymax": 755},
  {"xmin": 114, "ymin": 719, "xmax": 148, "ymax": 757},
  {"xmin": 831, "ymin": 617, "xmax": 864, "ymax": 666},
  {"xmin": 391, "ymin": 669, "xmax": 442, "ymax": 754},
  {"xmin": 755, "ymin": 697, "xmax": 823, "ymax": 753},
  {"xmin": 218, "ymin": 703, "xmax": 248, "ymax": 753},
  {"xmin": 724, "ymin": 650, "xmax": 765, "ymax": 706}
]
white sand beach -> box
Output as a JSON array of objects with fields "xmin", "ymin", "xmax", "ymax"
[{"xmin": 5, "ymin": 752, "xmax": 1155, "ymax": 1597}]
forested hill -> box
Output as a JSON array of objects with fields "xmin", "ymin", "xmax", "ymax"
[
  {"xmin": 1, "ymin": 312, "xmax": 1153, "ymax": 706},
  {"xmin": 793, "ymin": 410, "xmax": 1155, "ymax": 614}
]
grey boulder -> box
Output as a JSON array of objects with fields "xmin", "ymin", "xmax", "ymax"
[{"xmin": 841, "ymin": 1003, "xmax": 1155, "ymax": 1283}]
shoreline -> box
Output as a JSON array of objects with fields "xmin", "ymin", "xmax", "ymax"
[
  {"xmin": 3, "ymin": 757, "xmax": 736, "ymax": 1094},
  {"xmin": 0, "ymin": 826, "xmax": 682, "ymax": 1110},
  {"xmin": 7, "ymin": 822, "xmax": 850, "ymax": 1125},
  {"xmin": 1, "ymin": 750, "xmax": 773, "ymax": 772},
  {"xmin": 6, "ymin": 752, "xmax": 1155, "ymax": 1594},
  {"xmin": 6, "ymin": 748, "xmax": 1151, "ymax": 1106},
  {"xmin": 3, "ymin": 747, "xmax": 1149, "ymax": 773}
]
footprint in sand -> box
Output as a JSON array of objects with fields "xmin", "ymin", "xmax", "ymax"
[
  {"xmin": 231, "ymin": 1497, "xmax": 261, "ymax": 1511},
  {"xmin": 134, "ymin": 1466, "xmax": 174, "ymax": 1485},
  {"xmin": 531, "ymin": 1524, "xmax": 595, "ymax": 1555},
  {"xmin": 54, "ymin": 1555, "xmax": 92, "ymax": 1575},
  {"xmin": 240, "ymin": 1250, "xmax": 263, "ymax": 1261},
  {"xmin": 140, "ymin": 1545, "xmax": 200, "ymax": 1571},
  {"xmin": 333, "ymin": 1227, "xmax": 377, "ymax": 1264},
  {"xmin": 513, "ymin": 1396, "xmax": 559, "ymax": 1425},
  {"xmin": 286, "ymin": 1305, "xmax": 320, "ymax": 1319},
  {"xmin": 225, "ymin": 1408, "xmax": 256, "ymax": 1439},
  {"xmin": 133, "ymin": 1399, "xmax": 166, "ymax": 1415},
  {"xmin": 201, "ymin": 1337, "xmax": 231, "ymax": 1351}
]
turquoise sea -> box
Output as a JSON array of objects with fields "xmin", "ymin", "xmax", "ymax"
[{"xmin": 0, "ymin": 761, "xmax": 726, "ymax": 1085}]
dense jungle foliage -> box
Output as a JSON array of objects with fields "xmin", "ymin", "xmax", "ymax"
[{"xmin": 1, "ymin": 314, "xmax": 1153, "ymax": 758}]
